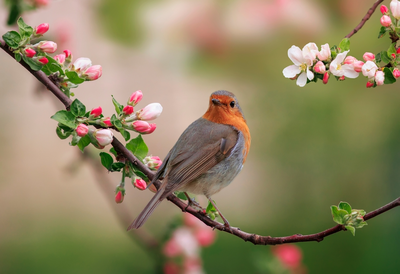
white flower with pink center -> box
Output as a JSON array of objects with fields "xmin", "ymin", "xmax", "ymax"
[{"xmin": 329, "ymin": 51, "xmax": 359, "ymax": 78}]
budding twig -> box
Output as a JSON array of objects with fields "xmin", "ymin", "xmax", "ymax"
[{"xmin": 2, "ymin": 29, "xmax": 400, "ymax": 245}]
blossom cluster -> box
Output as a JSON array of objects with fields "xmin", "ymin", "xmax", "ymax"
[
  {"xmin": 283, "ymin": 1, "xmax": 400, "ymax": 88},
  {"xmin": 163, "ymin": 213, "xmax": 217, "ymax": 274}
]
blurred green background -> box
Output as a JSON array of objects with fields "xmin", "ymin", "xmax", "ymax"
[{"xmin": 1, "ymin": 0, "xmax": 400, "ymax": 273}]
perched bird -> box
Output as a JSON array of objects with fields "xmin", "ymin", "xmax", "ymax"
[{"xmin": 128, "ymin": 90, "xmax": 251, "ymax": 230}]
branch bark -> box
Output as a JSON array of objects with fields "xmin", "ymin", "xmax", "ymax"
[{"xmin": 2, "ymin": 24, "xmax": 400, "ymax": 245}]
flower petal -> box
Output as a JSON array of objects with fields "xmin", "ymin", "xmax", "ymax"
[
  {"xmin": 288, "ymin": 46, "xmax": 304, "ymax": 66},
  {"xmin": 283, "ymin": 65, "xmax": 301, "ymax": 78},
  {"xmin": 296, "ymin": 72, "xmax": 307, "ymax": 87},
  {"xmin": 342, "ymin": 65, "xmax": 359, "ymax": 78},
  {"xmin": 335, "ymin": 50, "xmax": 349, "ymax": 64},
  {"xmin": 306, "ymin": 68, "xmax": 314, "ymax": 80}
]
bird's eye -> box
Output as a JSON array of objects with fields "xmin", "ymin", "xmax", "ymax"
[{"xmin": 230, "ymin": 101, "xmax": 235, "ymax": 108}]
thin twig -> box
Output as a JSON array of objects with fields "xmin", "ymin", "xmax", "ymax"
[
  {"xmin": 345, "ymin": 0, "xmax": 384, "ymax": 39},
  {"xmin": 2, "ymin": 34, "xmax": 400, "ymax": 245}
]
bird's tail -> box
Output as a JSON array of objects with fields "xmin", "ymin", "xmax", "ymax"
[{"xmin": 127, "ymin": 186, "xmax": 166, "ymax": 230}]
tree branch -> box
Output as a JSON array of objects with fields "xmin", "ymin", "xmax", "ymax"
[
  {"xmin": 345, "ymin": 0, "xmax": 384, "ymax": 39},
  {"xmin": 2, "ymin": 36, "xmax": 400, "ymax": 245}
]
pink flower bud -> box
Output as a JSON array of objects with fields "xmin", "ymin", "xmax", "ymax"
[
  {"xmin": 381, "ymin": 5, "xmax": 389, "ymax": 14},
  {"xmin": 38, "ymin": 57, "xmax": 48, "ymax": 64},
  {"xmin": 353, "ymin": 61, "xmax": 364, "ymax": 73},
  {"xmin": 344, "ymin": 56, "xmax": 357, "ymax": 65},
  {"xmin": 132, "ymin": 120, "xmax": 151, "ymax": 133},
  {"xmin": 366, "ymin": 81, "xmax": 374, "ymax": 88},
  {"xmin": 94, "ymin": 129, "xmax": 114, "ymax": 146},
  {"xmin": 195, "ymin": 228, "xmax": 216, "ymax": 247},
  {"xmin": 144, "ymin": 156, "xmax": 162, "ymax": 170},
  {"xmin": 102, "ymin": 117, "xmax": 112, "ymax": 127},
  {"xmin": 84, "ymin": 65, "xmax": 102, "ymax": 80},
  {"xmin": 137, "ymin": 103, "xmax": 163, "ymax": 121},
  {"xmin": 363, "ymin": 52, "xmax": 375, "ymax": 62},
  {"xmin": 393, "ymin": 68, "xmax": 400, "ymax": 78},
  {"xmin": 381, "ymin": 15, "xmax": 392, "ymax": 27},
  {"xmin": 313, "ymin": 61, "xmax": 325, "ymax": 74},
  {"xmin": 133, "ymin": 178, "xmax": 147, "ymax": 190},
  {"xmin": 25, "ymin": 48, "xmax": 36, "ymax": 58},
  {"xmin": 35, "ymin": 23, "xmax": 49, "ymax": 35},
  {"xmin": 146, "ymin": 123, "xmax": 157, "ymax": 134},
  {"xmin": 339, "ymin": 75, "xmax": 345, "ymax": 81},
  {"xmin": 128, "ymin": 90, "xmax": 143, "ymax": 106},
  {"xmin": 34, "ymin": 0, "xmax": 48, "ymax": 6},
  {"xmin": 391, "ymin": 0, "xmax": 400, "ymax": 19},
  {"xmin": 76, "ymin": 124, "xmax": 89, "ymax": 137},
  {"xmin": 73, "ymin": 57, "xmax": 92, "ymax": 72},
  {"xmin": 123, "ymin": 105, "xmax": 134, "ymax": 115},
  {"xmin": 54, "ymin": 53, "xmax": 66, "ymax": 64},
  {"xmin": 323, "ymin": 72, "xmax": 329, "ymax": 84},
  {"xmin": 64, "ymin": 49, "xmax": 72, "ymax": 63},
  {"xmin": 397, "ymin": 48, "xmax": 400, "ymax": 54},
  {"xmin": 272, "ymin": 244, "xmax": 303, "ymax": 269},
  {"xmin": 90, "ymin": 106, "xmax": 102, "ymax": 117},
  {"xmin": 375, "ymin": 70, "xmax": 385, "ymax": 86},
  {"xmin": 115, "ymin": 190, "xmax": 124, "ymax": 204},
  {"xmin": 38, "ymin": 41, "xmax": 57, "ymax": 53}
]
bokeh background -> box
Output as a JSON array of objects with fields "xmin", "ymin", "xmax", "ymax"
[{"xmin": 1, "ymin": 0, "xmax": 400, "ymax": 273}]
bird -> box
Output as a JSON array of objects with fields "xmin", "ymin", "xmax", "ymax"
[{"xmin": 128, "ymin": 90, "xmax": 251, "ymax": 230}]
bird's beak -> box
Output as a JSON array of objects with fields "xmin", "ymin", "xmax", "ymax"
[{"xmin": 211, "ymin": 98, "xmax": 221, "ymax": 105}]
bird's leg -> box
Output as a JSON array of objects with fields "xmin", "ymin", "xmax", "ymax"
[
  {"xmin": 207, "ymin": 196, "xmax": 232, "ymax": 232},
  {"xmin": 184, "ymin": 192, "xmax": 206, "ymax": 213}
]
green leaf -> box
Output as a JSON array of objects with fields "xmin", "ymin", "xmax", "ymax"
[
  {"xmin": 176, "ymin": 192, "xmax": 188, "ymax": 201},
  {"xmin": 378, "ymin": 26, "xmax": 387, "ymax": 39},
  {"xmin": 111, "ymin": 114, "xmax": 122, "ymax": 128},
  {"xmin": 110, "ymin": 147, "xmax": 118, "ymax": 157},
  {"xmin": 51, "ymin": 110, "xmax": 77, "ymax": 129},
  {"xmin": 2, "ymin": 31, "xmax": 22, "ymax": 49},
  {"xmin": 330, "ymin": 205, "xmax": 348, "ymax": 225},
  {"xmin": 128, "ymin": 162, "xmax": 148, "ymax": 181},
  {"xmin": 206, "ymin": 200, "xmax": 217, "ymax": 213},
  {"xmin": 380, "ymin": 51, "xmax": 391, "ymax": 64},
  {"xmin": 15, "ymin": 53, "xmax": 21, "ymax": 62},
  {"xmin": 111, "ymin": 95, "xmax": 124, "ymax": 115},
  {"xmin": 56, "ymin": 126, "xmax": 73, "ymax": 139},
  {"xmin": 65, "ymin": 71, "xmax": 85, "ymax": 84},
  {"xmin": 111, "ymin": 162, "xmax": 126, "ymax": 172},
  {"xmin": 384, "ymin": 67, "xmax": 397, "ymax": 84},
  {"xmin": 338, "ymin": 38, "xmax": 350, "ymax": 52},
  {"xmin": 99, "ymin": 152, "xmax": 113, "ymax": 170},
  {"xmin": 375, "ymin": 52, "xmax": 382, "ymax": 64},
  {"xmin": 70, "ymin": 99, "xmax": 86, "ymax": 117},
  {"xmin": 42, "ymin": 56, "xmax": 64, "ymax": 76},
  {"xmin": 338, "ymin": 201, "xmax": 352, "ymax": 214},
  {"xmin": 21, "ymin": 55, "xmax": 43, "ymax": 71},
  {"xmin": 17, "ymin": 17, "xmax": 33, "ymax": 39},
  {"xmin": 126, "ymin": 135, "xmax": 148, "ymax": 160},
  {"xmin": 345, "ymin": 226, "xmax": 356, "ymax": 236},
  {"xmin": 77, "ymin": 134, "xmax": 91, "ymax": 152},
  {"xmin": 388, "ymin": 43, "xmax": 397, "ymax": 56},
  {"xmin": 121, "ymin": 129, "xmax": 130, "ymax": 141}
]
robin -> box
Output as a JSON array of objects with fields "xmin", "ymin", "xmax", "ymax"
[{"xmin": 128, "ymin": 90, "xmax": 251, "ymax": 230}]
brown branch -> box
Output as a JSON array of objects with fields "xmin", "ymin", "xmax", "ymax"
[
  {"xmin": 345, "ymin": 0, "xmax": 384, "ymax": 39},
  {"xmin": 2, "ymin": 36, "xmax": 400, "ymax": 245}
]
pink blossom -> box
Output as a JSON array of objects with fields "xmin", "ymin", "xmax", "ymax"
[
  {"xmin": 381, "ymin": 5, "xmax": 389, "ymax": 14},
  {"xmin": 73, "ymin": 57, "xmax": 92, "ymax": 72},
  {"xmin": 272, "ymin": 244, "xmax": 303, "ymax": 269},
  {"xmin": 397, "ymin": 48, "xmax": 400, "ymax": 54},
  {"xmin": 38, "ymin": 57, "xmax": 48, "ymax": 64},
  {"xmin": 144, "ymin": 156, "xmax": 162, "ymax": 170},
  {"xmin": 362, "ymin": 61, "xmax": 378, "ymax": 78},
  {"xmin": 123, "ymin": 105, "xmax": 134, "ymax": 115},
  {"xmin": 163, "ymin": 239, "xmax": 182, "ymax": 257},
  {"xmin": 64, "ymin": 49, "xmax": 72, "ymax": 60},
  {"xmin": 313, "ymin": 61, "xmax": 325, "ymax": 74},
  {"xmin": 137, "ymin": 103, "xmax": 163, "ymax": 121},
  {"xmin": 363, "ymin": 52, "xmax": 375, "ymax": 62},
  {"xmin": 329, "ymin": 51, "xmax": 359, "ymax": 78},
  {"xmin": 133, "ymin": 178, "xmax": 147, "ymax": 190},
  {"xmin": 128, "ymin": 90, "xmax": 143, "ymax": 106},
  {"xmin": 115, "ymin": 191, "xmax": 124, "ymax": 204},
  {"xmin": 54, "ymin": 53, "xmax": 66, "ymax": 64},
  {"xmin": 90, "ymin": 106, "xmax": 102, "ymax": 117},
  {"xmin": 25, "ymin": 48, "xmax": 36, "ymax": 58},
  {"xmin": 195, "ymin": 228, "xmax": 216, "ymax": 247},
  {"xmin": 353, "ymin": 61, "xmax": 365, "ymax": 73},
  {"xmin": 393, "ymin": 68, "xmax": 400, "ymax": 78},
  {"xmin": 35, "ymin": 23, "xmax": 49, "ymax": 35},
  {"xmin": 146, "ymin": 123, "xmax": 157, "ymax": 134},
  {"xmin": 391, "ymin": 0, "xmax": 400, "ymax": 19},
  {"xmin": 323, "ymin": 72, "xmax": 329, "ymax": 84},
  {"xmin": 380, "ymin": 15, "xmax": 392, "ymax": 27},
  {"xmin": 344, "ymin": 56, "xmax": 357, "ymax": 65},
  {"xmin": 38, "ymin": 41, "xmax": 57, "ymax": 53},
  {"xmin": 375, "ymin": 70, "xmax": 385, "ymax": 86},
  {"xmin": 76, "ymin": 124, "xmax": 89, "ymax": 137},
  {"xmin": 392, "ymin": 53, "xmax": 397, "ymax": 59},
  {"xmin": 366, "ymin": 81, "xmax": 374, "ymax": 88},
  {"xmin": 102, "ymin": 117, "xmax": 112, "ymax": 127},
  {"xmin": 132, "ymin": 120, "xmax": 151, "ymax": 133},
  {"xmin": 84, "ymin": 65, "xmax": 102, "ymax": 80},
  {"xmin": 317, "ymin": 43, "xmax": 331, "ymax": 61},
  {"xmin": 94, "ymin": 129, "xmax": 113, "ymax": 146}
]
